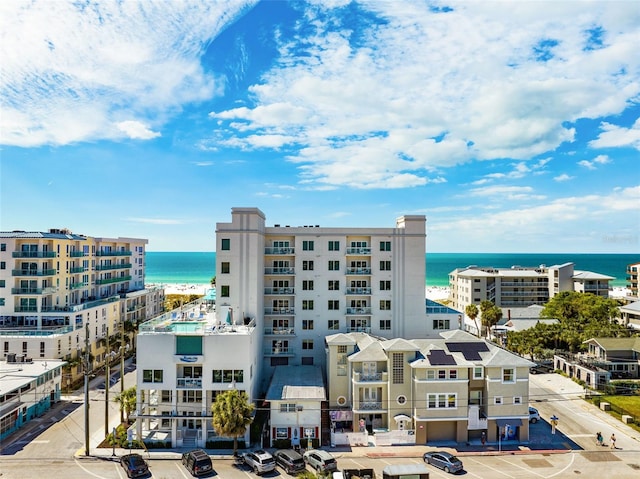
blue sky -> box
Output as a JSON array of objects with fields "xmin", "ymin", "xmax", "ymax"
[{"xmin": 1, "ymin": 0, "xmax": 639, "ymax": 253}]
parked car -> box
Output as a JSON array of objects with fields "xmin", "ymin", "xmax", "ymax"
[
  {"xmin": 182, "ymin": 449, "xmax": 213, "ymax": 476},
  {"xmin": 303, "ymin": 449, "xmax": 338, "ymax": 473},
  {"xmin": 530, "ymin": 363, "xmax": 553, "ymax": 374},
  {"xmin": 243, "ymin": 450, "xmax": 276, "ymax": 475},
  {"xmin": 120, "ymin": 453, "xmax": 149, "ymax": 478},
  {"xmin": 529, "ymin": 406, "xmax": 541, "ymax": 423},
  {"xmin": 274, "ymin": 449, "xmax": 306, "ymax": 474},
  {"xmin": 423, "ymin": 451, "xmax": 463, "ymax": 474}
]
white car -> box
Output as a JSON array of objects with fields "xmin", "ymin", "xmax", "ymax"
[
  {"xmin": 242, "ymin": 450, "xmax": 276, "ymax": 475},
  {"xmin": 529, "ymin": 406, "xmax": 540, "ymax": 423}
]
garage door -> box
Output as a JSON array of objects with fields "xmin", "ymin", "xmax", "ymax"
[{"xmin": 427, "ymin": 421, "xmax": 456, "ymax": 441}]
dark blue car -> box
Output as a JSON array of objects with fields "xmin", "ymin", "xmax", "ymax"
[{"xmin": 120, "ymin": 453, "xmax": 149, "ymax": 478}]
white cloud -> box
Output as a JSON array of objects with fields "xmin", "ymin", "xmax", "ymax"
[
  {"xmin": 554, "ymin": 173, "xmax": 574, "ymax": 182},
  {"xmin": 578, "ymin": 154, "xmax": 612, "ymax": 170},
  {"xmin": 0, "ymin": 0, "xmax": 256, "ymax": 147},
  {"xmin": 116, "ymin": 121, "xmax": 160, "ymax": 140},
  {"xmin": 589, "ymin": 118, "xmax": 640, "ymax": 150}
]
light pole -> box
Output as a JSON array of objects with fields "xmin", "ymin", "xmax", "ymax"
[
  {"xmin": 105, "ymin": 327, "xmax": 110, "ymax": 437},
  {"xmin": 83, "ymin": 322, "xmax": 90, "ymax": 456},
  {"xmin": 120, "ymin": 319, "xmax": 126, "ymax": 424}
]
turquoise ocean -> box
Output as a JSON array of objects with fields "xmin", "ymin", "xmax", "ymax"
[{"xmin": 145, "ymin": 252, "xmax": 637, "ymax": 288}]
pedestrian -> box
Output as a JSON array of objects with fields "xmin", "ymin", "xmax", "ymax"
[
  {"xmin": 481, "ymin": 431, "xmax": 486, "ymax": 445},
  {"xmin": 610, "ymin": 433, "xmax": 616, "ymax": 449},
  {"xmin": 596, "ymin": 432, "xmax": 603, "ymax": 446}
]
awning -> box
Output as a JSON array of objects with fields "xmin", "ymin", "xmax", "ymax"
[
  {"xmin": 394, "ymin": 414, "xmax": 412, "ymax": 422},
  {"xmin": 496, "ymin": 418, "xmax": 523, "ymax": 427}
]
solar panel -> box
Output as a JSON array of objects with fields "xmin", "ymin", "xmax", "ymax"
[
  {"xmin": 445, "ymin": 342, "xmax": 489, "ymax": 361},
  {"xmin": 427, "ymin": 349, "xmax": 457, "ymax": 365}
]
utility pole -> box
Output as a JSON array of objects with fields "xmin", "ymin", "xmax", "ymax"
[
  {"xmin": 105, "ymin": 326, "xmax": 110, "ymax": 437},
  {"xmin": 84, "ymin": 321, "xmax": 90, "ymax": 456},
  {"xmin": 120, "ymin": 318, "xmax": 125, "ymax": 423}
]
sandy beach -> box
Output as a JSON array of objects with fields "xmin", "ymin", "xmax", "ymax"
[{"xmin": 147, "ymin": 283, "xmax": 211, "ymax": 295}]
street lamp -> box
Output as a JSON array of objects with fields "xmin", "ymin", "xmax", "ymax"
[
  {"xmin": 105, "ymin": 328, "xmax": 118, "ymax": 436},
  {"xmin": 82, "ymin": 322, "xmax": 90, "ymax": 456}
]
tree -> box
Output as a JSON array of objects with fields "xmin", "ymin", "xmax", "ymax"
[
  {"xmin": 210, "ymin": 275, "xmax": 216, "ymax": 286},
  {"xmin": 481, "ymin": 304, "xmax": 503, "ymax": 338},
  {"xmin": 115, "ymin": 386, "xmax": 137, "ymax": 424},
  {"xmin": 211, "ymin": 389, "xmax": 254, "ymax": 455},
  {"xmin": 465, "ymin": 304, "xmax": 480, "ymax": 337}
]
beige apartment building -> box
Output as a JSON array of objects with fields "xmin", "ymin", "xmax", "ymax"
[
  {"xmin": 0, "ymin": 229, "xmax": 163, "ymax": 385},
  {"xmin": 627, "ymin": 262, "xmax": 639, "ymax": 298},
  {"xmin": 449, "ymin": 262, "xmax": 613, "ymax": 312},
  {"xmin": 215, "ymin": 207, "xmax": 438, "ymax": 385},
  {"xmin": 326, "ymin": 330, "xmax": 533, "ymax": 445}
]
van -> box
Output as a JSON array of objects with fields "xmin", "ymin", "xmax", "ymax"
[
  {"xmin": 274, "ymin": 449, "xmax": 306, "ymax": 474},
  {"xmin": 182, "ymin": 449, "xmax": 213, "ymax": 476},
  {"xmin": 303, "ymin": 449, "xmax": 338, "ymax": 472}
]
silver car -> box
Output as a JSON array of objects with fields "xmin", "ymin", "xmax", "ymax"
[
  {"xmin": 242, "ymin": 450, "xmax": 276, "ymax": 475},
  {"xmin": 423, "ymin": 451, "xmax": 463, "ymax": 474}
]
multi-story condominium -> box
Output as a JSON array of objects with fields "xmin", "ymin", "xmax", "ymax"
[
  {"xmin": 326, "ymin": 330, "xmax": 534, "ymax": 445},
  {"xmin": 449, "ymin": 262, "xmax": 614, "ymax": 312},
  {"xmin": 0, "ymin": 355, "xmax": 65, "ymax": 441},
  {"xmin": 215, "ymin": 207, "xmax": 434, "ymax": 383},
  {"xmin": 0, "ymin": 229, "xmax": 162, "ymax": 385},
  {"xmin": 627, "ymin": 262, "xmax": 639, "ymax": 297},
  {"xmin": 134, "ymin": 298, "xmax": 260, "ymax": 449}
]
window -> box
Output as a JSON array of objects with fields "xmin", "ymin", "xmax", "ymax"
[
  {"xmin": 303, "ymin": 240, "xmax": 314, "ymax": 251},
  {"xmin": 494, "ymin": 396, "xmax": 503, "ymax": 405},
  {"xmin": 161, "ymin": 391, "xmax": 172, "ymax": 403},
  {"xmin": 379, "ymin": 300, "xmax": 391, "ymax": 310},
  {"xmin": 221, "ymin": 239, "xmax": 230, "ymax": 250},
  {"xmin": 328, "ymin": 280, "xmax": 339, "ymax": 290},
  {"xmin": 328, "ymin": 260, "xmax": 340, "ymax": 271},
  {"xmin": 513, "ymin": 396, "xmax": 522, "ymax": 405},
  {"xmin": 302, "ymin": 300, "xmax": 314, "ymax": 310},
  {"xmin": 427, "ymin": 370, "xmax": 435, "ymax": 380},
  {"xmin": 302, "ymin": 319, "xmax": 314, "ymax": 330},
  {"xmin": 337, "ymin": 345, "xmax": 347, "ymax": 354},
  {"xmin": 328, "ymin": 300, "xmax": 339, "ymax": 310},
  {"xmin": 379, "ymin": 319, "xmax": 391, "ymax": 330},
  {"xmin": 182, "ymin": 390, "xmax": 202, "ymax": 402},
  {"xmin": 433, "ymin": 319, "xmax": 450, "ymax": 330},
  {"xmin": 397, "ymin": 395, "xmax": 407, "ymax": 405},
  {"xmin": 40, "ymin": 341, "xmax": 45, "ymax": 358},
  {"xmin": 392, "ymin": 353, "xmax": 403, "ymax": 384},
  {"xmin": 438, "ymin": 370, "xmax": 446, "ymax": 379},
  {"xmin": 0, "ymin": 243, "xmax": 5, "ymax": 251},
  {"xmin": 220, "ymin": 262, "xmax": 230, "ymax": 274},
  {"xmin": 302, "ymin": 280, "xmax": 314, "ymax": 291},
  {"xmin": 473, "ymin": 367, "xmax": 483, "ymax": 379},
  {"xmin": 0, "ymin": 262, "xmax": 5, "ymax": 270},
  {"xmin": 302, "ymin": 356, "xmax": 314, "ymax": 365},
  {"xmin": 379, "ymin": 280, "xmax": 391, "ymax": 291},
  {"xmin": 380, "ymin": 241, "xmax": 391, "ymax": 251},
  {"xmin": 22, "ymin": 342, "xmax": 27, "ymax": 353},
  {"xmin": 449, "ymin": 369, "xmax": 457, "ymax": 379},
  {"xmin": 213, "ymin": 369, "xmax": 244, "ymax": 383},
  {"xmin": 303, "ymin": 260, "xmax": 314, "ymax": 271},
  {"xmin": 276, "ymin": 427, "xmax": 289, "ymax": 439},
  {"xmin": 220, "ymin": 285, "xmax": 229, "ymax": 297},
  {"xmin": 427, "ymin": 393, "xmax": 457, "ymax": 409},
  {"xmin": 328, "ymin": 320, "xmax": 340, "ymax": 330},
  {"xmin": 280, "ymin": 403, "xmax": 296, "ymax": 413},
  {"xmin": 380, "ymin": 260, "xmax": 391, "ymax": 271},
  {"xmin": 302, "ymin": 340, "xmax": 314, "ymax": 350},
  {"xmin": 328, "ymin": 241, "xmax": 339, "ymax": 251},
  {"xmin": 143, "ymin": 369, "xmax": 164, "ymax": 383},
  {"xmin": 502, "ymin": 368, "xmax": 515, "ymax": 383}
]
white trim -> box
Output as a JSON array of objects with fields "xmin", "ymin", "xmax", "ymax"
[
  {"xmin": 396, "ymin": 395, "xmax": 407, "ymax": 405},
  {"xmin": 336, "ymin": 396, "xmax": 347, "ymax": 406},
  {"xmin": 494, "ymin": 396, "xmax": 503, "ymax": 405}
]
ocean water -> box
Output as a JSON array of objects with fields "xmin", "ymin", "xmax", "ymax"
[{"xmin": 145, "ymin": 252, "xmax": 636, "ymax": 288}]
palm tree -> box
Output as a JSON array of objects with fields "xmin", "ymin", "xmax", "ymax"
[
  {"xmin": 114, "ymin": 386, "xmax": 137, "ymax": 424},
  {"xmin": 465, "ymin": 304, "xmax": 480, "ymax": 337},
  {"xmin": 481, "ymin": 304, "xmax": 503, "ymax": 339},
  {"xmin": 211, "ymin": 389, "xmax": 254, "ymax": 456}
]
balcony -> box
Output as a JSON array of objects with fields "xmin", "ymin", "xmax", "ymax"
[
  {"xmin": 264, "ymin": 287, "xmax": 295, "ymax": 295},
  {"xmin": 467, "ymin": 405, "xmax": 488, "ymax": 430},
  {"xmin": 70, "ymin": 266, "xmax": 87, "ymax": 273},
  {"xmin": 354, "ymin": 401, "xmax": 383, "ymax": 412},
  {"xmin": 353, "ymin": 371, "xmax": 388, "ymax": 383},
  {"xmin": 346, "ymin": 287, "xmax": 371, "ymax": 295},
  {"xmin": 40, "ymin": 305, "xmax": 71, "ymax": 312},
  {"xmin": 177, "ymin": 378, "xmax": 202, "ymax": 389},
  {"xmin": 70, "ymin": 282, "xmax": 88, "ymax": 290},
  {"xmin": 346, "ymin": 307, "xmax": 371, "ymax": 315},
  {"xmin": 346, "ymin": 247, "xmax": 371, "ymax": 255},
  {"xmin": 265, "ymin": 247, "xmax": 295, "ymax": 254},
  {"xmin": 12, "ymin": 251, "xmax": 57, "ymax": 258},
  {"xmin": 11, "ymin": 286, "xmax": 57, "ymax": 295},
  {"xmin": 501, "ymin": 281, "xmax": 548, "ymax": 287},
  {"xmin": 14, "ymin": 305, "xmax": 38, "ymax": 312},
  {"xmin": 264, "ymin": 327, "xmax": 296, "ymax": 336},
  {"xmin": 95, "ymin": 263, "xmax": 132, "ymax": 271},
  {"xmin": 95, "ymin": 276, "xmax": 131, "ymax": 285},
  {"xmin": 96, "ymin": 250, "xmax": 132, "ymax": 256},
  {"xmin": 346, "ymin": 326, "xmax": 371, "ymax": 333},
  {"xmin": 346, "ymin": 267, "xmax": 371, "ymax": 275},
  {"xmin": 12, "ymin": 268, "xmax": 56, "ymax": 277},
  {"xmin": 264, "ymin": 307, "xmax": 295, "ymax": 315},
  {"xmin": 70, "ymin": 251, "xmax": 88, "ymax": 257},
  {"xmin": 265, "ymin": 267, "xmax": 295, "ymax": 275},
  {"xmin": 264, "ymin": 347, "xmax": 294, "ymax": 356}
]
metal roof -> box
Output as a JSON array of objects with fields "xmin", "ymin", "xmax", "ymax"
[{"xmin": 265, "ymin": 365, "xmax": 326, "ymax": 401}]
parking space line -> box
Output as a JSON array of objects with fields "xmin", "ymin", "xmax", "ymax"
[
  {"xmin": 546, "ymin": 452, "xmax": 576, "ymax": 479},
  {"xmin": 497, "ymin": 457, "xmax": 546, "ymax": 478},
  {"xmin": 465, "ymin": 457, "xmax": 515, "ymax": 478},
  {"xmin": 350, "ymin": 459, "xmax": 367, "ymax": 468},
  {"xmin": 173, "ymin": 462, "xmax": 191, "ymax": 478}
]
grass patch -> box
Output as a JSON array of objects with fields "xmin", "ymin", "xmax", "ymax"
[{"xmin": 587, "ymin": 395, "xmax": 640, "ymax": 434}]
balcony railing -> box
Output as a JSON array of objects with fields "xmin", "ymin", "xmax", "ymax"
[
  {"xmin": 70, "ymin": 282, "xmax": 89, "ymax": 290},
  {"xmin": 346, "ymin": 247, "xmax": 371, "ymax": 255},
  {"xmin": 95, "ymin": 263, "xmax": 132, "ymax": 271},
  {"xmin": 12, "ymin": 269, "xmax": 56, "ymax": 276},
  {"xmin": 96, "ymin": 250, "xmax": 132, "ymax": 256},
  {"xmin": 356, "ymin": 401, "xmax": 382, "ymax": 411},
  {"xmin": 264, "ymin": 327, "xmax": 296, "ymax": 336},
  {"xmin": 501, "ymin": 281, "xmax": 548, "ymax": 287},
  {"xmin": 346, "ymin": 326, "xmax": 371, "ymax": 333},
  {"xmin": 177, "ymin": 378, "xmax": 202, "ymax": 389},
  {"xmin": 70, "ymin": 251, "xmax": 88, "ymax": 257},
  {"xmin": 14, "ymin": 306, "xmax": 38, "ymax": 312},
  {"xmin": 0, "ymin": 325, "xmax": 73, "ymax": 337},
  {"xmin": 70, "ymin": 267, "xmax": 87, "ymax": 273},
  {"xmin": 264, "ymin": 347, "xmax": 294, "ymax": 356},
  {"xmin": 265, "ymin": 267, "xmax": 295, "ymax": 275},
  {"xmin": 12, "ymin": 251, "xmax": 57, "ymax": 258},
  {"xmin": 583, "ymin": 284, "xmax": 609, "ymax": 291},
  {"xmin": 95, "ymin": 276, "xmax": 131, "ymax": 285},
  {"xmin": 346, "ymin": 267, "xmax": 371, "ymax": 275},
  {"xmin": 346, "ymin": 287, "xmax": 371, "ymax": 295},
  {"xmin": 265, "ymin": 247, "xmax": 295, "ymax": 254},
  {"xmin": 346, "ymin": 307, "xmax": 371, "ymax": 314},
  {"xmin": 467, "ymin": 405, "xmax": 488, "ymax": 430},
  {"xmin": 11, "ymin": 286, "xmax": 57, "ymax": 295},
  {"xmin": 264, "ymin": 308, "xmax": 295, "ymax": 315},
  {"xmin": 353, "ymin": 372, "xmax": 387, "ymax": 383},
  {"xmin": 264, "ymin": 287, "xmax": 295, "ymax": 295}
]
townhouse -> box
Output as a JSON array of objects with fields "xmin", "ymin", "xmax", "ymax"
[{"xmin": 326, "ymin": 330, "xmax": 534, "ymax": 445}]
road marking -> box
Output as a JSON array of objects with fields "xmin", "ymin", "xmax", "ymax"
[
  {"xmin": 497, "ymin": 457, "xmax": 546, "ymax": 478},
  {"xmin": 350, "ymin": 459, "xmax": 367, "ymax": 468},
  {"xmin": 173, "ymin": 462, "xmax": 191, "ymax": 477},
  {"xmin": 546, "ymin": 452, "xmax": 576, "ymax": 478},
  {"xmin": 72, "ymin": 456, "xmax": 112, "ymax": 479},
  {"xmin": 466, "ymin": 457, "xmax": 515, "ymax": 478}
]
